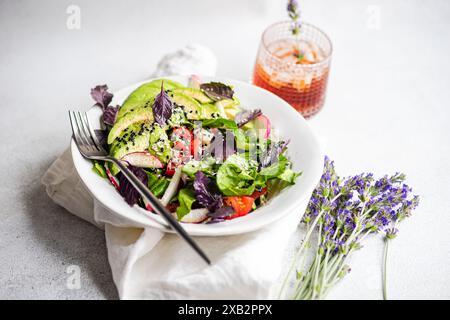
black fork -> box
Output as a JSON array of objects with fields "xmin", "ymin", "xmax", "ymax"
[{"xmin": 68, "ymin": 110, "xmax": 211, "ymax": 265}]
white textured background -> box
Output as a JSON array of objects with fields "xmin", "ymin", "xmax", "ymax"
[{"xmin": 0, "ymin": 0, "xmax": 449, "ymax": 299}]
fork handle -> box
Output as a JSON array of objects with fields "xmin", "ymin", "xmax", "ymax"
[{"xmin": 108, "ymin": 158, "xmax": 211, "ymax": 265}]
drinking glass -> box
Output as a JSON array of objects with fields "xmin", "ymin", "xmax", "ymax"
[{"xmin": 252, "ymin": 21, "xmax": 332, "ymax": 118}]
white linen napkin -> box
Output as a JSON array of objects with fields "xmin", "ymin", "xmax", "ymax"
[{"xmin": 41, "ymin": 45, "xmax": 305, "ymax": 299}]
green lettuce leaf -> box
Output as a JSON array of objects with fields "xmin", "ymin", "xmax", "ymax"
[
  {"xmin": 216, "ymin": 154, "xmax": 259, "ymax": 196},
  {"xmin": 176, "ymin": 188, "xmax": 197, "ymax": 220},
  {"xmin": 278, "ymin": 167, "xmax": 301, "ymax": 184},
  {"xmin": 92, "ymin": 161, "xmax": 107, "ymax": 178},
  {"xmin": 259, "ymin": 158, "xmax": 288, "ymax": 178},
  {"xmin": 260, "ymin": 155, "xmax": 301, "ymax": 184},
  {"xmin": 202, "ymin": 118, "xmax": 237, "ymax": 129},
  {"xmin": 266, "ymin": 179, "xmax": 290, "ymax": 199},
  {"xmin": 182, "ymin": 157, "xmax": 217, "ymax": 177},
  {"xmin": 148, "ymin": 174, "xmax": 170, "ymax": 198}
]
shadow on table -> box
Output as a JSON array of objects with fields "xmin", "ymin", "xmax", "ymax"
[{"xmin": 22, "ymin": 157, "xmax": 118, "ymax": 300}]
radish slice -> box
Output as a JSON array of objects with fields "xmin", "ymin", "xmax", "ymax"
[
  {"xmin": 161, "ymin": 167, "xmax": 182, "ymax": 206},
  {"xmin": 179, "ymin": 208, "xmax": 209, "ymax": 223},
  {"xmin": 181, "ymin": 172, "xmax": 188, "ymax": 185},
  {"xmin": 142, "ymin": 197, "xmax": 153, "ymax": 212},
  {"xmin": 188, "ymin": 74, "xmax": 201, "ymax": 89},
  {"xmin": 121, "ymin": 152, "xmax": 163, "ymax": 168},
  {"xmin": 105, "ymin": 165, "xmax": 120, "ymax": 191},
  {"xmin": 254, "ymin": 115, "xmax": 271, "ymax": 139}
]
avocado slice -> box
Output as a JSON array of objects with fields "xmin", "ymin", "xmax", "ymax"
[
  {"xmin": 118, "ymin": 88, "xmax": 158, "ymax": 119},
  {"xmin": 118, "ymin": 79, "xmax": 183, "ymax": 118},
  {"xmin": 109, "ymin": 123, "xmax": 152, "ymax": 175},
  {"xmin": 201, "ymin": 103, "xmax": 221, "ymax": 119},
  {"xmin": 215, "ymin": 98, "xmax": 240, "ymax": 119},
  {"xmin": 214, "ymin": 98, "xmax": 255, "ymax": 129},
  {"xmin": 170, "ymin": 92, "xmax": 202, "ymax": 120},
  {"xmin": 108, "ymin": 108, "xmax": 154, "ymax": 144},
  {"xmin": 148, "ymin": 124, "xmax": 171, "ymax": 163},
  {"xmin": 146, "ymin": 79, "xmax": 183, "ymax": 91},
  {"xmin": 168, "ymin": 106, "xmax": 188, "ymax": 126},
  {"xmin": 172, "ymin": 88, "xmax": 212, "ymax": 104}
]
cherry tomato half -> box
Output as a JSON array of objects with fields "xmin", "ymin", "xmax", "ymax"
[
  {"xmin": 172, "ymin": 127, "xmax": 192, "ymax": 141},
  {"xmin": 250, "ymin": 188, "xmax": 267, "ymax": 199},
  {"xmin": 191, "ymin": 136, "xmax": 202, "ymax": 160},
  {"xmin": 167, "ymin": 127, "xmax": 193, "ymax": 176},
  {"xmin": 172, "ymin": 127, "xmax": 192, "ymax": 152},
  {"xmin": 165, "ymin": 160, "xmax": 176, "ymax": 177},
  {"xmin": 224, "ymin": 196, "xmax": 255, "ymax": 219}
]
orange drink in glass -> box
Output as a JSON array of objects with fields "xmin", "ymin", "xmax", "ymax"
[{"xmin": 253, "ymin": 21, "xmax": 332, "ymax": 118}]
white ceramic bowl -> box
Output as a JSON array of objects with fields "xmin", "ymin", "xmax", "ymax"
[{"xmin": 71, "ymin": 75, "xmax": 323, "ymax": 236}]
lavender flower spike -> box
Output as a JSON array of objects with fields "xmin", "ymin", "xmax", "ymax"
[
  {"xmin": 287, "ymin": 0, "xmax": 301, "ymax": 35},
  {"xmin": 287, "ymin": 0, "xmax": 299, "ymax": 19}
]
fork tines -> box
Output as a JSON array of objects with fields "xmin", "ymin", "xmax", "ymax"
[{"xmin": 69, "ymin": 110, "xmax": 105, "ymax": 156}]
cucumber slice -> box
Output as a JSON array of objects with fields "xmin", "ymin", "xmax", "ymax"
[
  {"xmin": 170, "ymin": 92, "xmax": 202, "ymax": 120},
  {"xmin": 172, "ymin": 88, "xmax": 212, "ymax": 104}
]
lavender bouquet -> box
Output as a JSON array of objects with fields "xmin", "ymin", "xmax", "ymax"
[{"xmin": 280, "ymin": 157, "xmax": 419, "ymax": 300}]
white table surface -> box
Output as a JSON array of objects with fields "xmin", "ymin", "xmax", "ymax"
[{"xmin": 0, "ymin": 0, "xmax": 449, "ymax": 299}]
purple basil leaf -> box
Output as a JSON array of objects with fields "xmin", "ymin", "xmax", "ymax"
[
  {"xmin": 118, "ymin": 165, "xmax": 148, "ymax": 206},
  {"xmin": 260, "ymin": 140, "xmax": 290, "ymax": 168},
  {"xmin": 91, "ymin": 85, "xmax": 113, "ymax": 110},
  {"xmin": 152, "ymin": 83, "xmax": 173, "ymax": 126},
  {"xmin": 206, "ymin": 218, "xmax": 225, "ymax": 224},
  {"xmin": 103, "ymin": 105, "xmax": 119, "ymax": 126},
  {"xmin": 208, "ymin": 206, "xmax": 234, "ymax": 219},
  {"xmin": 235, "ymin": 109, "xmax": 262, "ymax": 127},
  {"xmin": 193, "ymin": 171, "xmax": 223, "ymax": 212},
  {"xmin": 200, "ymin": 82, "xmax": 234, "ymax": 101},
  {"xmin": 94, "ymin": 129, "xmax": 108, "ymax": 150}
]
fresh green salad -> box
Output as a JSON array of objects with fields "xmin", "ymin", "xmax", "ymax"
[{"xmin": 90, "ymin": 76, "xmax": 300, "ymax": 223}]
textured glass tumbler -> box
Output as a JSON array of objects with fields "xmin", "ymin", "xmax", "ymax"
[{"xmin": 252, "ymin": 21, "xmax": 332, "ymax": 118}]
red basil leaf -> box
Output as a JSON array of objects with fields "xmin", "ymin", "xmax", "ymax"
[
  {"xmin": 152, "ymin": 83, "xmax": 173, "ymax": 126},
  {"xmin": 193, "ymin": 171, "xmax": 223, "ymax": 212},
  {"xmin": 235, "ymin": 109, "xmax": 262, "ymax": 127},
  {"xmin": 118, "ymin": 165, "xmax": 148, "ymax": 206},
  {"xmin": 200, "ymin": 82, "xmax": 234, "ymax": 101},
  {"xmin": 94, "ymin": 129, "xmax": 108, "ymax": 150},
  {"xmin": 90, "ymin": 84, "xmax": 113, "ymax": 110},
  {"xmin": 103, "ymin": 105, "xmax": 119, "ymax": 126},
  {"xmin": 208, "ymin": 206, "xmax": 234, "ymax": 219}
]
